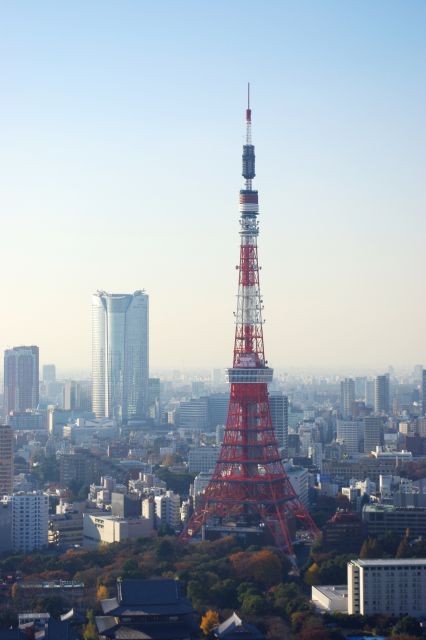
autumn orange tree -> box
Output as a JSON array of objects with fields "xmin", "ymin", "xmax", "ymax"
[
  {"xmin": 229, "ymin": 549, "xmax": 282, "ymax": 588},
  {"xmin": 200, "ymin": 610, "xmax": 219, "ymax": 637},
  {"xmin": 96, "ymin": 584, "xmax": 109, "ymax": 602}
]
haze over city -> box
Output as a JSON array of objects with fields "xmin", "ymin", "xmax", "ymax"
[{"xmin": 1, "ymin": 1, "xmax": 426, "ymax": 372}]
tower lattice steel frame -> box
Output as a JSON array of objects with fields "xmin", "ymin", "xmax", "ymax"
[{"xmin": 181, "ymin": 87, "xmax": 319, "ymax": 557}]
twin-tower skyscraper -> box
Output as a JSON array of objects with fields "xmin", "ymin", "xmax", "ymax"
[{"xmin": 92, "ymin": 290, "xmax": 149, "ymax": 424}]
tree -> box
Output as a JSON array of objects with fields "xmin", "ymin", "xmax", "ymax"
[
  {"xmin": 229, "ymin": 549, "xmax": 282, "ymax": 588},
  {"xmin": 305, "ymin": 562, "xmax": 320, "ymax": 586},
  {"xmin": 200, "ymin": 610, "xmax": 219, "ymax": 637},
  {"xmin": 96, "ymin": 585, "xmax": 109, "ymax": 602},
  {"xmin": 392, "ymin": 616, "xmax": 422, "ymax": 637},
  {"xmin": 83, "ymin": 610, "xmax": 98, "ymax": 640},
  {"xmin": 395, "ymin": 531, "xmax": 410, "ymax": 559},
  {"xmin": 249, "ymin": 550, "xmax": 282, "ymax": 588},
  {"xmin": 299, "ymin": 629, "xmax": 331, "ymax": 640},
  {"xmin": 209, "ymin": 579, "xmax": 238, "ymax": 609},
  {"xmin": 359, "ymin": 537, "xmax": 382, "ymax": 559},
  {"xmin": 241, "ymin": 594, "xmax": 268, "ymax": 616},
  {"xmin": 156, "ymin": 538, "xmax": 175, "ymax": 561},
  {"xmin": 266, "ymin": 617, "xmax": 292, "ymax": 640}
]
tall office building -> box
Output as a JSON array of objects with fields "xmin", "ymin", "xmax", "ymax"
[
  {"xmin": 364, "ymin": 416, "xmax": 383, "ymax": 454},
  {"xmin": 42, "ymin": 364, "xmax": 56, "ymax": 383},
  {"xmin": 336, "ymin": 420, "xmax": 362, "ymax": 454},
  {"xmin": 0, "ymin": 424, "xmax": 14, "ymax": 495},
  {"xmin": 270, "ymin": 393, "xmax": 289, "ymax": 454},
  {"xmin": 178, "ymin": 397, "xmax": 209, "ymax": 430},
  {"xmin": 207, "ymin": 394, "xmax": 229, "ymax": 429},
  {"xmin": 3, "ymin": 346, "xmax": 39, "ymax": 417},
  {"xmin": 92, "ymin": 291, "xmax": 149, "ymax": 424},
  {"xmin": 340, "ymin": 378, "xmax": 355, "ymax": 419},
  {"xmin": 422, "ymin": 370, "xmax": 426, "ymax": 416},
  {"xmin": 63, "ymin": 381, "xmax": 80, "ymax": 411},
  {"xmin": 374, "ymin": 374, "xmax": 390, "ymax": 415}
]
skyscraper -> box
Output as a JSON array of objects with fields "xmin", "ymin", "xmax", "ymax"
[
  {"xmin": 340, "ymin": 378, "xmax": 355, "ymax": 419},
  {"xmin": 269, "ymin": 393, "xmax": 289, "ymax": 454},
  {"xmin": 422, "ymin": 369, "xmax": 426, "ymax": 416},
  {"xmin": 42, "ymin": 364, "xmax": 56, "ymax": 383},
  {"xmin": 3, "ymin": 346, "xmax": 39, "ymax": 417},
  {"xmin": 364, "ymin": 415, "xmax": 383, "ymax": 453},
  {"xmin": 0, "ymin": 424, "xmax": 14, "ymax": 495},
  {"xmin": 375, "ymin": 374, "xmax": 390, "ymax": 414},
  {"xmin": 336, "ymin": 419, "xmax": 362, "ymax": 454},
  {"xmin": 92, "ymin": 291, "xmax": 149, "ymax": 424}
]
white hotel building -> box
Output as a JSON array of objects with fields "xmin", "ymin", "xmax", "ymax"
[{"xmin": 348, "ymin": 558, "xmax": 426, "ymax": 617}]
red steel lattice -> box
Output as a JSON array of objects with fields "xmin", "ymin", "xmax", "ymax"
[{"xmin": 181, "ymin": 91, "xmax": 319, "ymax": 558}]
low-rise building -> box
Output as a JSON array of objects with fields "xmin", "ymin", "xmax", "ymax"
[
  {"xmin": 83, "ymin": 513, "xmax": 153, "ymax": 546},
  {"xmin": 362, "ymin": 503, "xmax": 426, "ymax": 537},
  {"xmin": 311, "ymin": 585, "xmax": 348, "ymax": 613},
  {"xmin": 322, "ymin": 511, "xmax": 367, "ymax": 553},
  {"xmin": 48, "ymin": 502, "xmax": 84, "ymax": 547},
  {"xmin": 96, "ymin": 578, "xmax": 199, "ymax": 640}
]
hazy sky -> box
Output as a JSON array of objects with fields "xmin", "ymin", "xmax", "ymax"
[{"xmin": 1, "ymin": 1, "xmax": 426, "ymax": 374}]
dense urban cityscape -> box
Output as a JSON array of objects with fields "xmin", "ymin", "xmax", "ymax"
[{"xmin": 2, "ymin": 2, "xmax": 426, "ymax": 640}]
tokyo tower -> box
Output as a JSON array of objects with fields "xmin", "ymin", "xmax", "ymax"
[{"xmin": 181, "ymin": 87, "xmax": 319, "ymax": 559}]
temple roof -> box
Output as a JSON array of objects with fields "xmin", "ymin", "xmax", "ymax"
[{"xmin": 101, "ymin": 580, "xmax": 194, "ymax": 617}]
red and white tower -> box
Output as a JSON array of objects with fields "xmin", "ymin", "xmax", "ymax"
[{"xmin": 182, "ymin": 87, "xmax": 319, "ymax": 559}]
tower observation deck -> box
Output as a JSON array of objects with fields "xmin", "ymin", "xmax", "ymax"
[{"xmin": 181, "ymin": 87, "xmax": 319, "ymax": 560}]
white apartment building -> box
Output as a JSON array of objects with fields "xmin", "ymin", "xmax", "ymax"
[
  {"xmin": 12, "ymin": 492, "xmax": 48, "ymax": 553},
  {"xmin": 348, "ymin": 559, "xmax": 426, "ymax": 617},
  {"xmin": 154, "ymin": 491, "xmax": 181, "ymax": 529}
]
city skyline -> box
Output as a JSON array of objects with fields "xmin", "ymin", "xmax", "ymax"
[{"xmin": 1, "ymin": 2, "xmax": 426, "ymax": 371}]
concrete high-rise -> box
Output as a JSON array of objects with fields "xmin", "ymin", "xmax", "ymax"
[
  {"xmin": 270, "ymin": 393, "xmax": 289, "ymax": 454},
  {"xmin": 3, "ymin": 346, "xmax": 39, "ymax": 417},
  {"xmin": 12, "ymin": 492, "xmax": 48, "ymax": 552},
  {"xmin": 340, "ymin": 378, "xmax": 355, "ymax": 419},
  {"xmin": 42, "ymin": 364, "xmax": 56, "ymax": 383},
  {"xmin": 92, "ymin": 291, "xmax": 149, "ymax": 424},
  {"xmin": 0, "ymin": 424, "xmax": 14, "ymax": 495},
  {"xmin": 63, "ymin": 380, "xmax": 80, "ymax": 410},
  {"xmin": 336, "ymin": 420, "xmax": 362, "ymax": 454},
  {"xmin": 422, "ymin": 369, "xmax": 426, "ymax": 416},
  {"xmin": 364, "ymin": 416, "xmax": 383, "ymax": 454},
  {"xmin": 374, "ymin": 374, "xmax": 390, "ymax": 415}
]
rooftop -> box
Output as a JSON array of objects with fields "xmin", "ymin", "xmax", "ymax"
[
  {"xmin": 312, "ymin": 585, "xmax": 348, "ymax": 602},
  {"xmin": 363, "ymin": 504, "xmax": 426, "ymax": 512},
  {"xmin": 351, "ymin": 558, "xmax": 426, "ymax": 567}
]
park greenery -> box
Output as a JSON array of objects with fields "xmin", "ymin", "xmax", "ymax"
[{"xmin": 1, "ymin": 529, "xmax": 425, "ymax": 640}]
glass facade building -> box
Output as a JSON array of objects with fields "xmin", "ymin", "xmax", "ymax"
[{"xmin": 92, "ymin": 291, "xmax": 149, "ymax": 424}]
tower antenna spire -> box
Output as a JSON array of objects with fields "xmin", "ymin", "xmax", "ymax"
[{"xmin": 246, "ymin": 82, "xmax": 252, "ymax": 136}]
